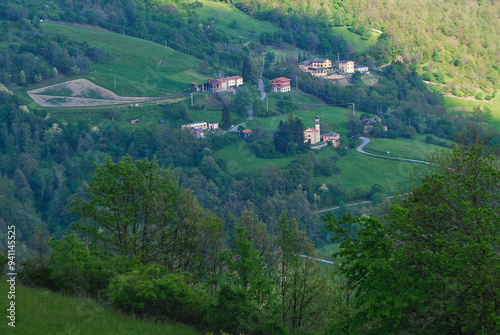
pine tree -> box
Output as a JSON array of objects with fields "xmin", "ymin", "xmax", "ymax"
[
  {"xmin": 221, "ymin": 104, "xmax": 232, "ymax": 129},
  {"xmin": 242, "ymin": 56, "xmax": 258, "ymax": 85}
]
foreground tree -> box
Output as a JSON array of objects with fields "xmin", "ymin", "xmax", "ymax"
[
  {"xmin": 327, "ymin": 128, "xmax": 500, "ymax": 334},
  {"xmin": 70, "ymin": 155, "xmax": 224, "ymax": 279}
]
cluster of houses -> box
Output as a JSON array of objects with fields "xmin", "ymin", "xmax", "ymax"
[
  {"xmin": 298, "ymin": 58, "xmax": 369, "ymax": 77},
  {"xmin": 304, "ymin": 115, "xmax": 341, "ymax": 146},
  {"xmin": 181, "ymin": 121, "xmax": 219, "ymax": 139}
]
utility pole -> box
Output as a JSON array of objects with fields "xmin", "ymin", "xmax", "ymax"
[
  {"xmin": 114, "ymin": 75, "xmax": 116, "ymax": 90},
  {"xmin": 191, "ymin": 93, "xmax": 194, "ymax": 106},
  {"xmin": 295, "ymin": 75, "xmax": 298, "ymax": 90},
  {"xmin": 352, "ymin": 103, "xmax": 355, "ymax": 115}
]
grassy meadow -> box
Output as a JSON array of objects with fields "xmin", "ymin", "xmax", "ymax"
[
  {"xmin": 41, "ymin": 21, "xmax": 206, "ymax": 97},
  {"xmin": 444, "ymin": 95, "xmax": 500, "ymax": 131},
  {"xmin": 184, "ymin": 0, "xmax": 282, "ymax": 40},
  {"xmin": 330, "ymin": 27, "xmax": 379, "ymax": 51},
  {"xmin": 362, "ymin": 135, "xmax": 448, "ymax": 162},
  {"xmin": 315, "ymin": 145, "xmax": 423, "ymax": 195},
  {"xmin": 0, "ymin": 281, "xmax": 200, "ymax": 335}
]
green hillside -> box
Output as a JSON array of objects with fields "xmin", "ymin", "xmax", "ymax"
[
  {"xmin": 41, "ymin": 21, "xmax": 206, "ymax": 97},
  {"xmin": 232, "ymin": 0, "xmax": 500, "ymax": 97},
  {"xmin": 185, "ymin": 0, "xmax": 282, "ymax": 40},
  {"xmin": 0, "ymin": 281, "xmax": 200, "ymax": 335}
]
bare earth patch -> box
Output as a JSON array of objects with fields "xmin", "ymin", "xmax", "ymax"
[{"xmin": 28, "ymin": 79, "xmax": 160, "ymax": 107}]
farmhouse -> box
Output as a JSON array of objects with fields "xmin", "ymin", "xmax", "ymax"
[
  {"xmin": 360, "ymin": 116, "xmax": 382, "ymax": 134},
  {"xmin": 310, "ymin": 67, "xmax": 329, "ymax": 77},
  {"xmin": 299, "ymin": 58, "xmax": 333, "ymax": 76},
  {"xmin": 339, "ymin": 60, "xmax": 355, "ymax": 73},
  {"xmin": 354, "ymin": 65, "xmax": 370, "ymax": 74},
  {"xmin": 311, "ymin": 58, "xmax": 332, "ymax": 69},
  {"xmin": 130, "ymin": 118, "xmax": 139, "ymax": 124},
  {"xmin": 199, "ymin": 76, "xmax": 243, "ymax": 92},
  {"xmin": 304, "ymin": 116, "xmax": 321, "ymax": 144},
  {"xmin": 240, "ymin": 129, "xmax": 253, "ymax": 138},
  {"xmin": 208, "ymin": 121, "xmax": 219, "ymax": 130},
  {"xmin": 271, "ymin": 77, "xmax": 291, "ymax": 92},
  {"xmin": 193, "ymin": 129, "xmax": 205, "ymax": 140},
  {"xmin": 182, "ymin": 121, "xmax": 208, "ymax": 130},
  {"xmin": 226, "ymin": 76, "xmax": 244, "ymax": 90},
  {"xmin": 298, "ymin": 59, "xmax": 314, "ymax": 71},
  {"xmin": 322, "ymin": 132, "xmax": 341, "ymax": 147}
]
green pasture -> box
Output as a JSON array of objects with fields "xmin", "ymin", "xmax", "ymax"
[
  {"xmin": 213, "ymin": 141, "xmax": 295, "ymax": 174},
  {"xmin": 41, "ymin": 21, "xmax": 205, "ymax": 97},
  {"xmin": 313, "ymin": 146, "xmax": 424, "ymax": 195},
  {"xmin": 444, "ymin": 96, "xmax": 500, "ymax": 130},
  {"xmin": 363, "ymin": 135, "xmax": 448, "ymax": 162},
  {"xmin": 184, "ymin": 0, "xmax": 282, "ymax": 40},
  {"xmin": 0, "ymin": 281, "xmax": 200, "ymax": 335},
  {"xmin": 330, "ymin": 27, "xmax": 379, "ymax": 52},
  {"xmin": 248, "ymin": 97, "xmax": 349, "ymax": 135}
]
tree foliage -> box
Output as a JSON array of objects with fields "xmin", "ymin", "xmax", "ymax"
[{"xmin": 327, "ymin": 129, "xmax": 500, "ymax": 333}]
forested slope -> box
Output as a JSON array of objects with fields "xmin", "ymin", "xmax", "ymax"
[{"xmin": 234, "ymin": 0, "xmax": 500, "ymax": 96}]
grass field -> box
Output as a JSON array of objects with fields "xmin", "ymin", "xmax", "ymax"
[
  {"xmin": 363, "ymin": 135, "xmax": 449, "ymax": 162},
  {"xmin": 41, "ymin": 21, "xmax": 205, "ymax": 97},
  {"xmin": 184, "ymin": 0, "xmax": 282, "ymax": 40},
  {"xmin": 0, "ymin": 281, "xmax": 200, "ymax": 335},
  {"xmin": 214, "ymin": 141, "xmax": 295, "ymax": 174},
  {"xmin": 314, "ymin": 145, "xmax": 424, "ymax": 195},
  {"xmin": 330, "ymin": 27, "xmax": 379, "ymax": 52},
  {"xmin": 444, "ymin": 96, "xmax": 500, "ymax": 131}
]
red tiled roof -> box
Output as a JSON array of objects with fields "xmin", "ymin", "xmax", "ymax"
[
  {"xmin": 272, "ymin": 77, "xmax": 291, "ymax": 83},
  {"xmin": 305, "ymin": 127, "xmax": 318, "ymax": 133},
  {"xmin": 241, "ymin": 129, "xmax": 253, "ymax": 134},
  {"xmin": 226, "ymin": 76, "xmax": 243, "ymax": 80}
]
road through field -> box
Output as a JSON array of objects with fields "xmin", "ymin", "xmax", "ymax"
[{"xmin": 357, "ymin": 137, "xmax": 431, "ymax": 165}]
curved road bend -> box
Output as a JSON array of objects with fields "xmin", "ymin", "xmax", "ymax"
[{"xmin": 357, "ymin": 137, "xmax": 431, "ymax": 165}]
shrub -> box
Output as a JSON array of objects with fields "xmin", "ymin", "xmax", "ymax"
[{"xmin": 110, "ymin": 265, "xmax": 208, "ymax": 325}]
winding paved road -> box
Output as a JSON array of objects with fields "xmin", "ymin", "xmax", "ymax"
[{"xmin": 357, "ymin": 137, "xmax": 431, "ymax": 165}]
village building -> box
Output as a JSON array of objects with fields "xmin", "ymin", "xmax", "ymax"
[
  {"xmin": 298, "ymin": 59, "xmax": 314, "ymax": 71},
  {"xmin": 339, "ymin": 60, "xmax": 355, "ymax": 73},
  {"xmin": 304, "ymin": 116, "xmax": 321, "ymax": 144},
  {"xmin": 311, "ymin": 58, "xmax": 332, "ymax": 68},
  {"xmin": 226, "ymin": 76, "xmax": 244, "ymax": 90},
  {"xmin": 322, "ymin": 132, "xmax": 341, "ymax": 147},
  {"xmin": 181, "ymin": 121, "xmax": 208, "ymax": 130},
  {"xmin": 271, "ymin": 77, "xmax": 292, "ymax": 92},
  {"xmin": 310, "ymin": 67, "xmax": 329, "ymax": 77},
  {"xmin": 240, "ymin": 129, "xmax": 253, "ymax": 138},
  {"xmin": 193, "ymin": 129, "xmax": 205, "ymax": 140},
  {"xmin": 299, "ymin": 58, "xmax": 333, "ymax": 76},
  {"xmin": 198, "ymin": 76, "xmax": 243, "ymax": 92},
  {"xmin": 208, "ymin": 121, "xmax": 219, "ymax": 130},
  {"xmin": 354, "ymin": 65, "xmax": 370, "ymax": 74},
  {"xmin": 360, "ymin": 115, "xmax": 382, "ymax": 134},
  {"xmin": 130, "ymin": 118, "xmax": 140, "ymax": 124}
]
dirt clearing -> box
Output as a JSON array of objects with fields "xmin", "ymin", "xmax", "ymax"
[{"xmin": 28, "ymin": 79, "xmax": 161, "ymax": 107}]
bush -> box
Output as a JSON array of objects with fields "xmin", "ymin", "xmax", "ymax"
[
  {"xmin": 48, "ymin": 232, "xmax": 111, "ymax": 298},
  {"xmin": 110, "ymin": 265, "xmax": 208, "ymax": 325}
]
